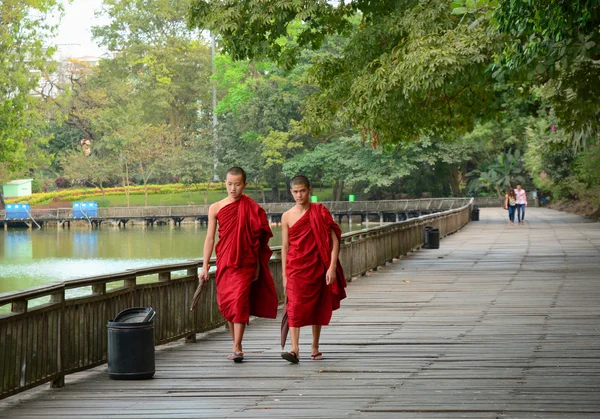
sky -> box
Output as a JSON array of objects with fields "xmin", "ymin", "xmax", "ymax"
[{"xmin": 51, "ymin": 0, "xmax": 109, "ymax": 59}]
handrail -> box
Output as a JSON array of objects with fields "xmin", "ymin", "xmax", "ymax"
[
  {"xmin": 0, "ymin": 199, "xmax": 472, "ymax": 222},
  {"xmin": 0, "ymin": 198, "xmax": 473, "ymax": 399}
]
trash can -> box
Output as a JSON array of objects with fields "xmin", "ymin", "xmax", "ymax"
[
  {"xmin": 424, "ymin": 226, "xmax": 433, "ymax": 248},
  {"xmin": 424, "ymin": 226, "xmax": 440, "ymax": 249},
  {"xmin": 107, "ymin": 307, "xmax": 156, "ymax": 380},
  {"xmin": 471, "ymin": 205, "xmax": 480, "ymax": 221}
]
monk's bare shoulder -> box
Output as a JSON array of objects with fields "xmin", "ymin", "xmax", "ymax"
[
  {"xmin": 281, "ymin": 209, "xmax": 293, "ymax": 228},
  {"xmin": 283, "ymin": 206, "xmax": 305, "ymax": 229},
  {"xmin": 209, "ymin": 198, "xmax": 232, "ymax": 216}
]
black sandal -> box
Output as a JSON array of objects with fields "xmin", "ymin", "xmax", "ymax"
[{"xmin": 281, "ymin": 351, "xmax": 300, "ymax": 364}]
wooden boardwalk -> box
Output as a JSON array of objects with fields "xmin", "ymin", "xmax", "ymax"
[{"xmin": 1, "ymin": 207, "xmax": 599, "ymax": 418}]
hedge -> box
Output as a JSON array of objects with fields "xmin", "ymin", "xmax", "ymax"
[{"xmin": 5, "ymin": 183, "xmax": 225, "ymax": 206}]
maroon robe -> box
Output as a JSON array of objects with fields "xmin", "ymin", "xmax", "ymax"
[
  {"xmin": 286, "ymin": 203, "xmax": 347, "ymax": 327},
  {"xmin": 215, "ymin": 195, "xmax": 278, "ymax": 322}
]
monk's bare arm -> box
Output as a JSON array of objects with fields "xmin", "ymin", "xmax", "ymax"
[
  {"xmin": 281, "ymin": 212, "xmax": 290, "ymax": 290},
  {"xmin": 199, "ymin": 204, "xmax": 218, "ymax": 281},
  {"xmin": 325, "ymin": 230, "xmax": 340, "ymax": 285}
]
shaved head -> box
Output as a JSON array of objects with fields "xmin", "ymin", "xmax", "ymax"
[
  {"xmin": 227, "ymin": 167, "xmax": 247, "ymax": 183},
  {"xmin": 290, "ymin": 175, "xmax": 310, "ymax": 188}
]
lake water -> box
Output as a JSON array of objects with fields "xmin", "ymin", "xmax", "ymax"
[{"xmin": 0, "ymin": 223, "xmax": 358, "ymax": 295}]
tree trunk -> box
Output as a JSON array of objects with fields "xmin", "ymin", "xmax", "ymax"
[
  {"xmin": 336, "ymin": 180, "xmax": 345, "ymax": 201},
  {"xmin": 271, "ymin": 185, "xmax": 279, "ymax": 202},
  {"xmin": 332, "ymin": 180, "xmax": 339, "ymax": 202},
  {"xmin": 260, "ymin": 184, "xmax": 266, "ymax": 204},
  {"xmin": 449, "ymin": 167, "xmax": 461, "ymax": 197},
  {"xmin": 125, "ymin": 161, "xmax": 130, "ymax": 208},
  {"xmin": 284, "ymin": 179, "xmax": 291, "ymax": 201},
  {"xmin": 143, "ymin": 178, "xmax": 149, "ymax": 206},
  {"xmin": 0, "ymin": 191, "xmax": 5, "ymax": 210}
]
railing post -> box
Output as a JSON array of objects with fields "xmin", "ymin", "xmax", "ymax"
[
  {"xmin": 11, "ymin": 300, "xmax": 27, "ymax": 314},
  {"xmin": 92, "ymin": 283, "xmax": 106, "ymax": 295},
  {"xmin": 50, "ymin": 289, "xmax": 65, "ymax": 388}
]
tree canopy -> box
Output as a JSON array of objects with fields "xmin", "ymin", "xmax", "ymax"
[{"xmin": 189, "ymin": 0, "xmax": 501, "ymax": 143}]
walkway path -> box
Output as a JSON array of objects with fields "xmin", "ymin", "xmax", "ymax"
[{"xmin": 1, "ymin": 208, "xmax": 599, "ymax": 418}]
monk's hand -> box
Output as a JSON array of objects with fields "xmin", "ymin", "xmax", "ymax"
[
  {"xmin": 326, "ymin": 267, "xmax": 336, "ymax": 285},
  {"xmin": 252, "ymin": 264, "xmax": 260, "ymax": 282},
  {"xmin": 198, "ymin": 268, "xmax": 209, "ymax": 282}
]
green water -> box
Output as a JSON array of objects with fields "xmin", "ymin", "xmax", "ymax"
[{"xmin": 0, "ymin": 223, "xmax": 357, "ymax": 295}]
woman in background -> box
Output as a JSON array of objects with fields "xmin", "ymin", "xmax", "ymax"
[{"xmin": 504, "ymin": 188, "xmax": 517, "ymax": 225}]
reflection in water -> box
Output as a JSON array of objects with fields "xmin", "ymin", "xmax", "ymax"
[{"xmin": 0, "ymin": 223, "xmax": 356, "ymax": 294}]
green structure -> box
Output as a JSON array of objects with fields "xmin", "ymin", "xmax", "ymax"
[{"xmin": 2, "ymin": 179, "xmax": 33, "ymax": 198}]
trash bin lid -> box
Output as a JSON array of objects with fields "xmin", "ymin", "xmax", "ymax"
[{"xmin": 113, "ymin": 307, "xmax": 155, "ymax": 324}]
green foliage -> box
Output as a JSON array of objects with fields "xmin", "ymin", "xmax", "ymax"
[
  {"xmin": 467, "ymin": 149, "xmax": 525, "ymax": 196},
  {"xmin": 0, "ymin": 0, "xmax": 60, "ymax": 171},
  {"xmin": 190, "ymin": 0, "xmax": 501, "ymax": 143},
  {"xmin": 492, "ymin": 0, "xmax": 600, "ymax": 146},
  {"xmin": 525, "ymin": 117, "xmax": 600, "ymax": 202},
  {"xmin": 283, "ymin": 135, "xmax": 435, "ymax": 195}
]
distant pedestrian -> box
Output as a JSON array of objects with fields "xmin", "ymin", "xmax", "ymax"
[
  {"xmin": 514, "ymin": 184, "xmax": 527, "ymax": 224},
  {"xmin": 504, "ymin": 188, "xmax": 517, "ymax": 225}
]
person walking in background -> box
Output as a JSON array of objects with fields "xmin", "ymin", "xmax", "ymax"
[
  {"xmin": 514, "ymin": 184, "xmax": 527, "ymax": 224},
  {"xmin": 504, "ymin": 187, "xmax": 517, "ymax": 225}
]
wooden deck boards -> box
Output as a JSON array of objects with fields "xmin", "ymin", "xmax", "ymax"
[{"xmin": 1, "ymin": 207, "xmax": 599, "ymax": 418}]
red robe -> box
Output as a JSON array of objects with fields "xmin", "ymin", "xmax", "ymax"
[
  {"xmin": 286, "ymin": 203, "xmax": 347, "ymax": 327},
  {"xmin": 215, "ymin": 195, "xmax": 278, "ymax": 322}
]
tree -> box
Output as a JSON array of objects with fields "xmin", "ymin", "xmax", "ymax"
[
  {"xmin": 490, "ymin": 0, "xmax": 600, "ymax": 147},
  {"xmin": 122, "ymin": 124, "xmax": 180, "ymax": 206},
  {"xmin": 61, "ymin": 150, "xmax": 120, "ymax": 194},
  {"xmin": 0, "ymin": 0, "xmax": 61, "ymax": 206},
  {"xmin": 189, "ymin": 0, "xmax": 501, "ymax": 144},
  {"xmin": 467, "ymin": 149, "xmax": 526, "ymax": 197},
  {"xmin": 213, "ymin": 56, "xmax": 312, "ymax": 200},
  {"xmin": 283, "ymin": 135, "xmax": 437, "ymax": 200}
]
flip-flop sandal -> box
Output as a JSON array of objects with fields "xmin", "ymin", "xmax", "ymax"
[
  {"xmin": 281, "ymin": 351, "xmax": 299, "ymax": 364},
  {"xmin": 310, "ymin": 352, "xmax": 323, "ymax": 360},
  {"xmin": 227, "ymin": 352, "xmax": 244, "ymax": 363}
]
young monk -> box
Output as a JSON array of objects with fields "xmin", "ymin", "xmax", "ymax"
[
  {"xmin": 198, "ymin": 167, "xmax": 278, "ymax": 363},
  {"xmin": 281, "ymin": 175, "xmax": 347, "ymax": 363}
]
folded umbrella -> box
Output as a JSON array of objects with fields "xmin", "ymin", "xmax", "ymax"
[
  {"xmin": 190, "ymin": 277, "xmax": 209, "ymax": 312},
  {"xmin": 280, "ymin": 296, "xmax": 289, "ymax": 349}
]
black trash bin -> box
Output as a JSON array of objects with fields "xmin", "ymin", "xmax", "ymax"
[
  {"xmin": 424, "ymin": 226, "xmax": 440, "ymax": 249},
  {"xmin": 107, "ymin": 307, "xmax": 156, "ymax": 380},
  {"xmin": 471, "ymin": 205, "xmax": 480, "ymax": 221},
  {"xmin": 424, "ymin": 226, "xmax": 433, "ymax": 248}
]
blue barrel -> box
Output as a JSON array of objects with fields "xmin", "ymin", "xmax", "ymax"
[
  {"xmin": 6, "ymin": 204, "xmax": 30, "ymax": 220},
  {"xmin": 73, "ymin": 202, "xmax": 98, "ymax": 219}
]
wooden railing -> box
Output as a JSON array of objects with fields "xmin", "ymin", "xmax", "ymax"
[
  {"xmin": 0, "ymin": 199, "xmax": 472, "ymax": 399},
  {"xmin": 0, "ymin": 198, "xmax": 471, "ymax": 222}
]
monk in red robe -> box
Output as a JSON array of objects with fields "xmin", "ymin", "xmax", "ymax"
[
  {"xmin": 198, "ymin": 167, "xmax": 278, "ymax": 363},
  {"xmin": 281, "ymin": 175, "xmax": 347, "ymax": 363}
]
